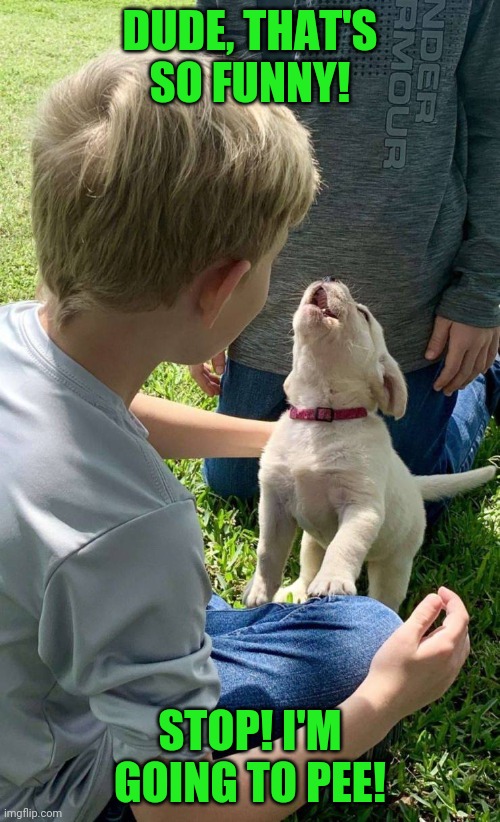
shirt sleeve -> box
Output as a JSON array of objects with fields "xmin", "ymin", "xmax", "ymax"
[
  {"xmin": 38, "ymin": 502, "xmax": 220, "ymax": 762},
  {"xmin": 438, "ymin": 0, "xmax": 500, "ymax": 328}
]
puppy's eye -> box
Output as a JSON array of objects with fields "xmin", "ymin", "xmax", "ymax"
[{"xmin": 357, "ymin": 306, "xmax": 370, "ymax": 322}]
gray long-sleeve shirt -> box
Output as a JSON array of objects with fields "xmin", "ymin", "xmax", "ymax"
[
  {"xmin": 199, "ymin": 0, "xmax": 500, "ymax": 375},
  {"xmin": 0, "ymin": 303, "xmax": 220, "ymax": 820}
]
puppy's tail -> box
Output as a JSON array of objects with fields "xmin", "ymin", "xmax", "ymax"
[{"xmin": 416, "ymin": 466, "xmax": 496, "ymax": 502}]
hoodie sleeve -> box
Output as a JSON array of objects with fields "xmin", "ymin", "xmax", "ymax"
[{"xmin": 438, "ymin": 0, "xmax": 500, "ymax": 327}]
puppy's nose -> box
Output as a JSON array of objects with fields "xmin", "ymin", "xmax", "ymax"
[{"xmin": 322, "ymin": 275, "xmax": 337, "ymax": 283}]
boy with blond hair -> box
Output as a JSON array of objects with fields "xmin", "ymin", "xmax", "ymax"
[{"xmin": 0, "ymin": 51, "xmax": 470, "ymax": 822}]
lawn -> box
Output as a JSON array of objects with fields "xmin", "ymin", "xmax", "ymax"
[{"xmin": 0, "ymin": 2, "xmax": 498, "ymax": 820}]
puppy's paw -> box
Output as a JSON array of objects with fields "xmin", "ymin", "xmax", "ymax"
[
  {"xmin": 243, "ymin": 575, "xmax": 276, "ymax": 608},
  {"xmin": 307, "ymin": 575, "xmax": 357, "ymax": 598},
  {"xmin": 273, "ymin": 580, "xmax": 309, "ymax": 604}
]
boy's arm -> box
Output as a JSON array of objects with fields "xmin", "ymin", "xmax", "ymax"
[
  {"xmin": 130, "ymin": 393, "xmax": 273, "ymax": 459},
  {"xmin": 133, "ymin": 588, "xmax": 470, "ymax": 822},
  {"xmin": 426, "ymin": 0, "xmax": 500, "ymax": 394}
]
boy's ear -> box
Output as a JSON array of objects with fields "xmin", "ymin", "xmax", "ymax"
[{"xmin": 197, "ymin": 259, "xmax": 251, "ymax": 329}]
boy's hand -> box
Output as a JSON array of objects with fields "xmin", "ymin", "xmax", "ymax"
[
  {"xmin": 425, "ymin": 318, "xmax": 500, "ymax": 395},
  {"xmin": 189, "ymin": 352, "xmax": 226, "ymax": 397},
  {"xmin": 362, "ymin": 587, "xmax": 470, "ymax": 721}
]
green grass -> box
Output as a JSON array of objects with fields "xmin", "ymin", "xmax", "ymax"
[{"xmin": 1, "ymin": 3, "xmax": 499, "ymax": 820}]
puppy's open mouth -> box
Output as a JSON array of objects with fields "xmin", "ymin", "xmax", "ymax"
[{"xmin": 310, "ymin": 286, "xmax": 337, "ymax": 318}]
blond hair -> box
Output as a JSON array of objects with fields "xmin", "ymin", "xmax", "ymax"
[{"xmin": 31, "ymin": 51, "xmax": 319, "ymax": 326}]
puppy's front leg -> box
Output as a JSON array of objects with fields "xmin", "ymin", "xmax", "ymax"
[
  {"xmin": 274, "ymin": 532, "xmax": 324, "ymax": 603},
  {"xmin": 308, "ymin": 504, "xmax": 382, "ymax": 598},
  {"xmin": 243, "ymin": 482, "xmax": 297, "ymax": 608}
]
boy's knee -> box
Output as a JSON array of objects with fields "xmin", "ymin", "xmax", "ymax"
[
  {"xmin": 344, "ymin": 597, "xmax": 401, "ymax": 683},
  {"xmin": 313, "ymin": 596, "xmax": 402, "ymax": 693},
  {"xmin": 355, "ymin": 596, "xmax": 402, "ymax": 649},
  {"xmin": 203, "ymin": 457, "xmax": 259, "ymax": 500}
]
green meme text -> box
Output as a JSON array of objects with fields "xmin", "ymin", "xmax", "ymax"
[{"xmin": 122, "ymin": 8, "xmax": 378, "ymax": 104}]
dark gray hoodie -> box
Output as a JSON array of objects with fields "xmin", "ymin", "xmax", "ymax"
[{"xmin": 199, "ymin": 0, "xmax": 500, "ymax": 374}]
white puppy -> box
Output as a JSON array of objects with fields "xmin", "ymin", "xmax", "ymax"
[{"xmin": 244, "ymin": 279, "xmax": 496, "ymax": 612}]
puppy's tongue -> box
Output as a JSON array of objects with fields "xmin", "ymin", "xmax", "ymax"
[
  {"xmin": 310, "ymin": 286, "xmax": 337, "ymax": 318},
  {"xmin": 312, "ymin": 286, "xmax": 328, "ymax": 310}
]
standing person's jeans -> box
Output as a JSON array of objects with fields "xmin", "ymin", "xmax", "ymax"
[
  {"xmin": 96, "ymin": 593, "xmax": 402, "ymax": 821},
  {"xmin": 204, "ymin": 357, "xmax": 500, "ymax": 517}
]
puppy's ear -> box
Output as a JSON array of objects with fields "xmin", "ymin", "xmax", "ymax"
[{"xmin": 371, "ymin": 354, "xmax": 408, "ymax": 419}]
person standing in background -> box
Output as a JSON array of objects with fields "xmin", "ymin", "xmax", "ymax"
[{"xmin": 192, "ymin": 0, "xmax": 500, "ymax": 509}]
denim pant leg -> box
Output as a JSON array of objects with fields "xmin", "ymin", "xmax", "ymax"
[
  {"xmin": 385, "ymin": 359, "xmax": 499, "ymax": 521},
  {"xmin": 207, "ymin": 594, "xmax": 402, "ymax": 752},
  {"xmin": 203, "ymin": 359, "xmax": 287, "ymax": 499},
  {"xmin": 384, "ymin": 362, "xmax": 457, "ymax": 477},
  {"xmin": 385, "ymin": 359, "xmax": 498, "ymax": 476},
  {"xmin": 445, "ymin": 354, "xmax": 500, "ymax": 472}
]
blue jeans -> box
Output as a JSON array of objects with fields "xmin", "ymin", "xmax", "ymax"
[
  {"xmin": 208, "ymin": 593, "xmax": 400, "ymax": 726},
  {"xmin": 96, "ymin": 594, "xmax": 401, "ymax": 820},
  {"xmin": 205, "ymin": 358, "xmax": 500, "ymax": 519}
]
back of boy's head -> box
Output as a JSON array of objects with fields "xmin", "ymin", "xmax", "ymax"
[{"xmin": 32, "ymin": 51, "xmax": 319, "ymax": 326}]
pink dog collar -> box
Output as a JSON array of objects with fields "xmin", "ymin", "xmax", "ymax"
[{"xmin": 289, "ymin": 406, "xmax": 368, "ymax": 422}]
